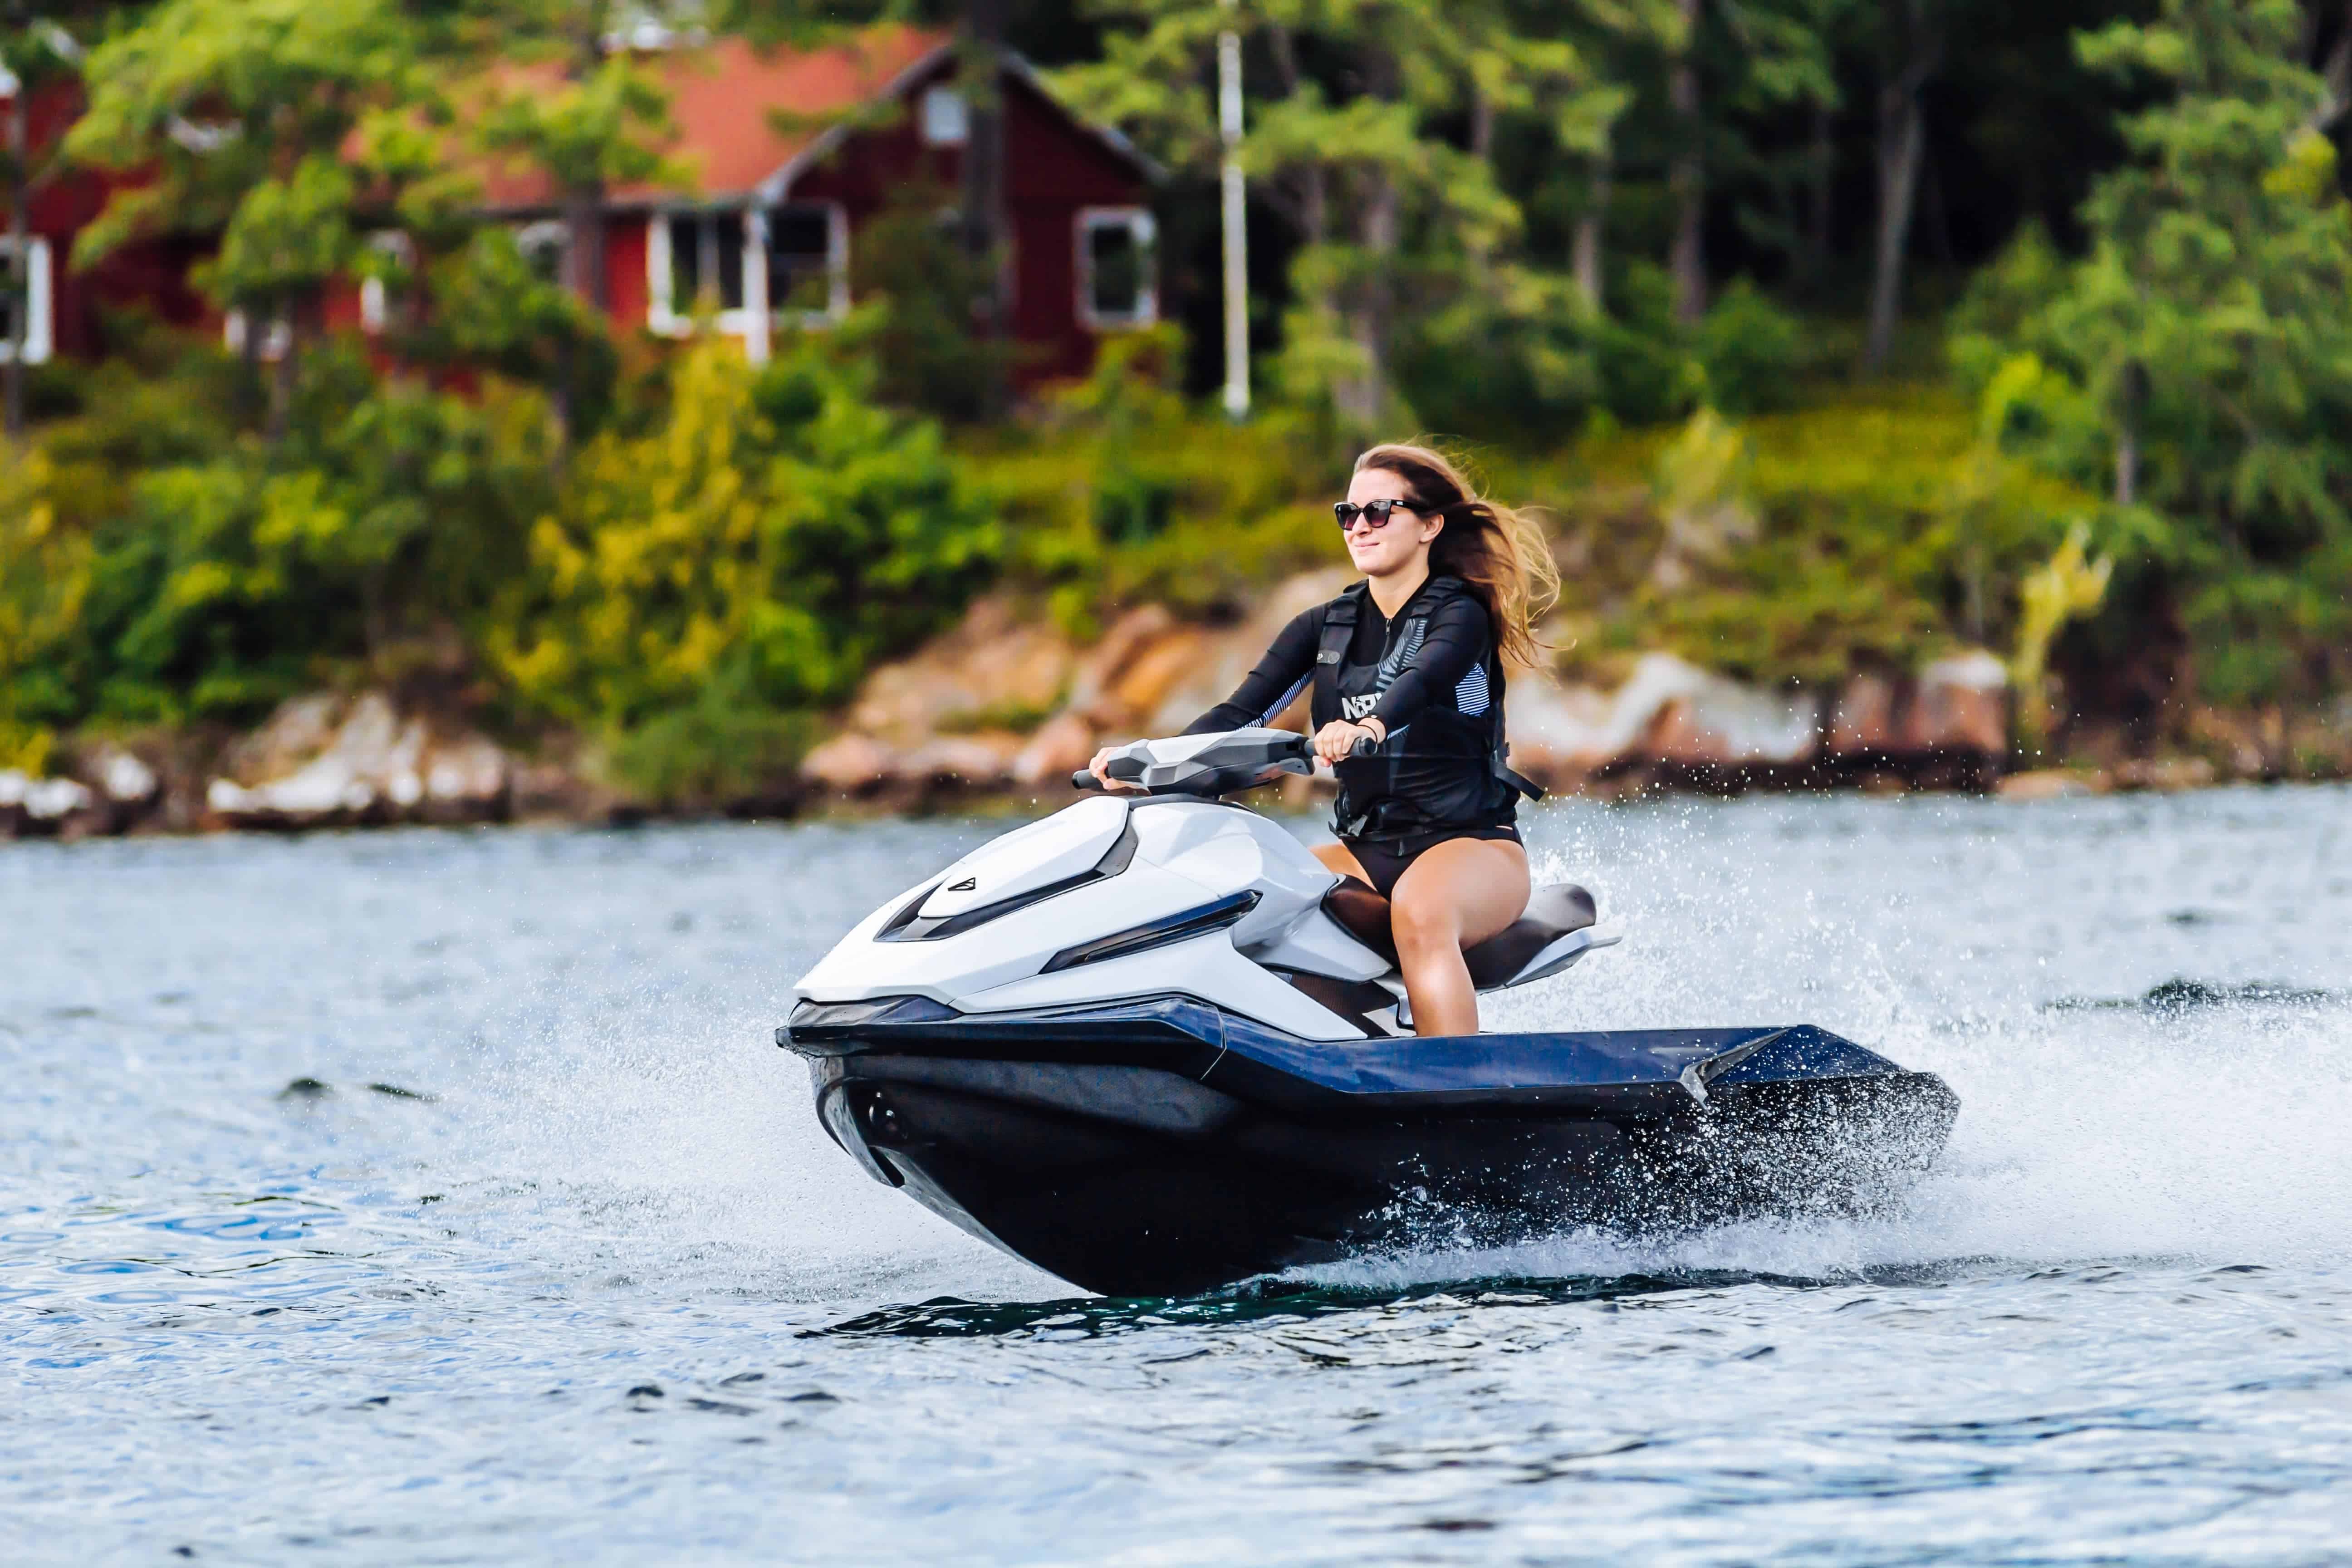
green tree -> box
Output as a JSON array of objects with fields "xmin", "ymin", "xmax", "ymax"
[
  {"xmin": 495, "ymin": 336, "xmax": 999, "ymax": 804},
  {"xmin": 1957, "ymin": 0, "xmax": 2352, "ymax": 705},
  {"xmin": 64, "ymin": 0, "xmax": 440, "ymax": 437}
]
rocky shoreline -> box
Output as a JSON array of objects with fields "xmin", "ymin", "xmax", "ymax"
[{"xmin": 5, "ymin": 571, "xmax": 2344, "ymax": 841}]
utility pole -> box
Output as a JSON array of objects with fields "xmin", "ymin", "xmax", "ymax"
[{"xmin": 1217, "ymin": 0, "xmax": 1249, "ymax": 421}]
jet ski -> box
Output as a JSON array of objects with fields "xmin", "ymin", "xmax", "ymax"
[{"xmin": 779, "ymin": 728, "xmax": 1958, "ymax": 1297}]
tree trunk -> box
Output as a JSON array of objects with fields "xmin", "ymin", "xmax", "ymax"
[
  {"xmin": 1572, "ymin": 143, "xmax": 1612, "ymax": 314},
  {"xmin": 2114, "ymin": 363, "xmax": 2144, "ymax": 507},
  {"xmin": 1466, "ymin": 86, "xmax": 1494, "ymax": 284},
  {"xmin": 2310, "ymin": 2, "xmax": 2352, "ymax": 131},
  {"xmin": 960, "ymin": 0, "xmax": 1009, "ymax": 418},
  {"xmin": 1668, "ymin": 0, "xmax": 1706, "ymax": 327},
  {"xmin": 561, "ymin": 21, "xmax": 609, "ymax": 313},
  {"xmin": 554, "ymin": 23, "xmax": 608, "ymax": 463},
  {"xmin": 1861, "ymin": 0, "xmax": 1940, "ymax": 377},
  {"xmin": 561, "ymin": 182, "xmax": 608, "ymax": 312},
  {"xmin": 1338, "ymin": 170, "xmax": 1397, "ymax": 428},
  {"xmin": 1803, "ymin": 100, "xmax": 1832, "ymax": 289},
  {"xmin": 265, "ymin": 308, "xmax": 299, "ymax": 445},
  {"xmin": 5, "ymin": 68, "xmax": 24, "ymax": 443},
  {"xmin": 1267, "ymin": 26, "xmax": 1327, "ymax": 269}
]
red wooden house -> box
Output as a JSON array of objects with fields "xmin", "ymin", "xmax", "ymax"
[
  {"xmin": 359, "ymin": 25, "xmax": 1161, "ymax": 380},
  {"xmin": 8, "ymin": 25, "xmax": 1158, "ymax": 384}
]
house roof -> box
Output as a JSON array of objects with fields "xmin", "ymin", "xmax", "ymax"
[{"xmin": 472, "ymin": 25, "xmax": 1155, "ymax": 214}]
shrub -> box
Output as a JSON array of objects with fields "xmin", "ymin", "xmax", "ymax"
[{"xmin": 496, "ymin": 335, "xmax": 997, "ymax": 804}]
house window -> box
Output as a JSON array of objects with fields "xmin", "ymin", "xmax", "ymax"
[
  {"xmin": 1076, "ymin": 208, "xmax": 1156, "ymax": 329},
  {"xmin": 358, "ymin": 232, "xmax": 416, "ymax": 334},
  {"xmin": 223, "ymin": 310, "xmax": 290, "ymax": 361},
  {"xmin": 0, "ymin": 236, "xmax": 52, "ymax": 366},
  {"xmin": 661, "ymin": 210, "xmax": 749, "ymax": 315},
  {"xmin": 650, "ymin": 203, "xmax": 848, "ymax": 339},
  {"xmin": 921, "ymin": 86, "xmax": 968, "ymax": 147},
  {"xmin": 765, "ymin": 203, "xmax": 847, "ymax": 322}
]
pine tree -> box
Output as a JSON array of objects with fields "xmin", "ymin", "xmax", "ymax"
[{"xmin": 1965, "ymin": 0, "xmax": 2352, "ymax": 703}]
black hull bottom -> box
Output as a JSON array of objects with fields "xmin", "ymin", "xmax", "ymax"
[{"xmin": 807, "ymin": 1051, "xmax": 1958, "ymax": 1297}]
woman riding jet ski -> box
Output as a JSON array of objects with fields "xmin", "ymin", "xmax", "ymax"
[
  {"xmin": 782, "ymin": 446, "xmax": 1959, "ymax": 1298},
  {"xmin": 1092, "ymin": 442, "xmax": 1555, "ymax": 1040}
]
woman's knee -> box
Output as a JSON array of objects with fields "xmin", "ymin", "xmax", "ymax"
[{"xmin": 1389, "ymin": 888, "xmax": 1460, "ymax": 954}]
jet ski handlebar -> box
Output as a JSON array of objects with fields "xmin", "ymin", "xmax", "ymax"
[{"xmin": 1070, "ymin": 727, "xmax": 1376, "ymax": 796}]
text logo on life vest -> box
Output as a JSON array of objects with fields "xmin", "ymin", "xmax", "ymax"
[{"xmin": 1342, "ymin": 694, "xmax": 1380, "ymax": 721}]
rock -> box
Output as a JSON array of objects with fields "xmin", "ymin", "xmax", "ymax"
[
  {"xmin": 2114, "ymin": 756, "xmax": 2217, "ymax": 793},
  {"xmin": 1504, "ymin": 675, "xmax": 1622, "ymax": 786},
  {"xmin": 1070, "ymin": 605, "xmax": 1176, "ymax": 724},
  {"xmin": 208, "ymin": 691, "xmax": 511, "ymax": 829},
  {"xmin": 1110, "ymin": 627, "xmax": 1213, "ymax": 722},
  {"xmin": 895, "ymin": 734, "xmax": 1018, "ymax": 792},
  {"xmin": 849, "ymin": 595, "xmax": 1074, "ymax": 746},
  {"xmin": 1011, "ymin": 711, "xmax": 1098, "ymax": 789},
  {"xmin": 0, "ymin": 768, "xmax": 98, "ymax": 836},
  {"xmin": 800, "ymin": 732, "xmax": 894, "ymax": 796},
  {"xmin": 1646, "ymin": 679, "xmax": 1818, "ymax": 767},
  {"xmin": 421, "ymin": 734, "xmax": 511, "ymax": 822},
  {"xmin": 1505, "ymin": 654, "xmax": 1817, "ymax": 787},
  {"xmin": 98, "ymin": 749, "xmax": 159, "ymax": 805},
  {"xmin": 26, "ymin": 775, "xmax": 94, "ymax": 820},
  {"xmin": 1997, "ymin": 768, "xmax": 2109, "ymax": 800},
  {"xmin": 1903, "ymin": 650, "xmax": 2009, "ymax": 755},
  {"xmin": 1144, "ymin": 569, "xmax": 1347, "ymax": 735},
  {"xmin": 1826, "ymin": 674, "xmax": 1899, "ymax": 756}
]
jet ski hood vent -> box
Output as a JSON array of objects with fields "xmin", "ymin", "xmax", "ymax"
[{"xmin": 918, "ymin": 796, "xmax": 1131, "ymax": 919}]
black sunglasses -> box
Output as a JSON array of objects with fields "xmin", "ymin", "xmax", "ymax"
[{"xmin": 1333, "ymin": 497, "xmax": 1418, "ymax": 531}]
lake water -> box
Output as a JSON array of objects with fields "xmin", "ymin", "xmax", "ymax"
[{"xmin": 5, "ymin": 787, "xmax": 2349, "ymax": 1565}]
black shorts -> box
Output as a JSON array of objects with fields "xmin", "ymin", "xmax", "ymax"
[{"xmin": 1342, "ymin": 825, "xmax": 1523, "ymax": 899}]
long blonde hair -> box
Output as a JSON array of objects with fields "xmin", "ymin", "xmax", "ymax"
[{"xmin": 1353, "ymin": 442, "xmax": 1558, "ymax": 672}]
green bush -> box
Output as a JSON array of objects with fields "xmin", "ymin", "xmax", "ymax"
[
  {"xmin": 2, "ymin": 335, "xmax": 552, "ymax": 736},
  {"xmin": 969, "ymin": 330, "xmax": 1347, "ymax": 636},
  {"xmin": 495, "ymin": 334, "xmax": 997, "ymax": 804}
]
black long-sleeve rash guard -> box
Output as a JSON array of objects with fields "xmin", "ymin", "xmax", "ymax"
[{"xmin": 1183, "ymin": 590, "xmax": 1492, "ymax": 736}]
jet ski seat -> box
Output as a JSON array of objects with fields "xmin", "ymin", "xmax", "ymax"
[{"xmin": 1323, "ymin": 879, "xmax": 1599, "ymax": 989}]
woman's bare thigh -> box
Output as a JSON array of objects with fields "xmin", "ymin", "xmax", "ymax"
[
  {"xmin": 1313, "ymin": 840, "xmax": 1372, "ymax": 884},
  {"xmin": 1390, "ymin": 838, "xmax": 1531, "ymax": 948}
]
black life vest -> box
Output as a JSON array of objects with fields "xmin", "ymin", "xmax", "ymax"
[{"xmin": 1309, "ymin": 577, "xmax": 1544, "ymax": 843}]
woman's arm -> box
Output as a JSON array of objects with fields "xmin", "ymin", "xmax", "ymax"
[
  {"xmin": 1367, "ymin": 595, "xmax": 1490, "ymax": 732},
  {"xmin": 1180, "ymin": 606, "xmax": 1323, "ymax": 734}
]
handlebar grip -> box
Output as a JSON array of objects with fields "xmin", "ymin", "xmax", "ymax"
[
  {"xmin": 1070, "ymin": 769, "xmax": 1104, "ymax": 791},
  {"xmin": 1349, "ymin": 735, "xmax": 1381, "ymax": 758}
]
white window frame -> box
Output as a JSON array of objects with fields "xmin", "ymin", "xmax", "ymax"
[
  {"xmin": 1074, "ymin": 206, "xmax": 1157, "ymax": 331},
  {"xmin": 358, "ymin": 231, "xmax": 416, "ymax": 334},
  {"xmin": 0, "ymin": 235, "xmax": 53, "ymax": 365},
  {"xmin": 648, "ymin": 203, "xmax": 849, "ymax": 351},
  {"xmin": 920, "ymin": 86, "xmax": 968, "ymax": 147},
  {"xmin": 223, "ymin": 309, "xmax": 290, "ymax": 361},
  {"xmin": 763, "ymin": 201, "xmax": 850, "ymax": 329}
]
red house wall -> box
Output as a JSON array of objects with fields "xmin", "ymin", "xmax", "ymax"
[
  {"xmin": 10, "ymin": 81, "xmax": 208, "ymax": 359},
  {"xmin": 766, "ymin": 58, "xmax": 1152, "ymax": 385}
]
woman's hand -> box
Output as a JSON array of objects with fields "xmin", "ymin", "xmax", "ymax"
[
  {"xmin": 1312, "ymin": 718, "xmax": 1384, "ymax": 765},
  {"xmin": 1088, "ymin": 744, "xmax": 1147, "ymax": 792}
]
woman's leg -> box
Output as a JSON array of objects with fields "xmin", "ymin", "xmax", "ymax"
[
  {"xmin": 1312, "ymin": 840, "xmax": 1372, "ymax": 883},
  {"xmin": 1389, "ymin": 838, "xmax": 1531, "ymax": 1038}
]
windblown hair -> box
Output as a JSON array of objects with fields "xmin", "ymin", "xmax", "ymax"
[{"xmin": 1353, "ymin": 442, "xmax": 1558, "ymax": 672}]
